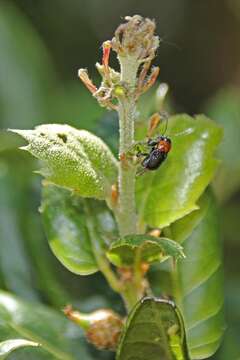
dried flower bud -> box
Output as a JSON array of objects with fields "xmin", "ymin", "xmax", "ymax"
[
  {"xmin": 142, "ymin": 66, "xmax": 160, "ymax": 93},
  {"xmin": 112, "ymin": 15, "xmax": 159, "ymax": 63},
  {"xmin": 64, "ymin": 306, "xmax": 123, "ymax": 351},
  {"xmin": 95, "ymin": 63, "xmax": 120, "ymax": 84},
  {"xmin": 147, "ymin": 113, "xmax": 161, "ymax": 138},
  {"xmin": 86, "ymin": 310, "xmax": 123, "ymax": 351},
  {"xmin": 78, "ymin": 69, "xmax": 97, "ymax": 94}
]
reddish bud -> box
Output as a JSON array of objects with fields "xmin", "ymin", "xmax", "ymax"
[
  {"xmin": 102, "ymin": 41, "xmax": 111, "ymax": 69},
  {"xmin": 147, "ymin": 113, "xmax": 161, "ymax": 138},
  {"xmin": 111, "ymin": 183, "xmax": 119, "ymax": 206}
]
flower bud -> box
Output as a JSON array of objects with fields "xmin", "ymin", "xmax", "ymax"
[
  {"xmin": 112, "ymin": 15, "xmax": 159, "ymax": 63},
  {"xmin": 64, "ymin": 306, "xmax": 123, "ymax": 351}
]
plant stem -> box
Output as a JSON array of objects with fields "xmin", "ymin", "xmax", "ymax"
[
  {"xmin": 115, "ymin": 56, "xmax": 143, "ymax": 310},
  {"xmin": 117, "ymin": 56, "xmax": 138, "ymax": 237}
]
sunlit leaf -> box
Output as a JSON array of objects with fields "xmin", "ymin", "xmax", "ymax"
[
  {"xmin": 11, "ymin": 124, "xmax": 118, "ymax": 199},
  {"xmin": 107, "ymin": 235, "xmax": 184, "ymax": 267},
  {"xmin": 41, "ymin": 185, "xmax": 117, "ymax": 275},
  {"xmin": 0, "ymin": 339, "xmax": 39, "ymax": 359},
  {"xmin": 116, "ymin": 297, "xmax": 190, "ymax": 360},
  {"xmin": 136, "ymin": 114, "xmax": 222, "ymax": 229}
]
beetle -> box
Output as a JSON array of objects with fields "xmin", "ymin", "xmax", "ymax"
[
  {"xmin": 136, "ymin": 111, "xmax": 193, "ymax": 175},
  {"xmin": 136, "ymin": 112, "xmax": 172, "ymax": 173},
  {"xmin": 140, "ymin": 135, "xmax": 172, "ymax": 171}
]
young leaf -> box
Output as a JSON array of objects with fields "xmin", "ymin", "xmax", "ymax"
[
  {"xmin": 136, "ymin": 114, "xmax": 223, "ymax": 229},
  {"xmin": 174, "ymin": 191, "xmax": 225, "ymax": 359},
  {"xmin": 11, "ymin": 124, "xmax": 118, "ymax": 199},
  {"xmin": 116, "ymin": 297, "xmax": 190, "ymax": 360},
  {"xmin": 0, "ymin": 291, "xmax": 95, "ymax": 360},
  {"xmin": 0, "ymin": 339, "xmax": 39, "ymax": 359},
  {"xmin": 41, "ymin": 185, "xmax": 117, "ymax": 275},
  {"xmin": 107, "ymin": 235, "xmax": 184, "ymax": 267}
]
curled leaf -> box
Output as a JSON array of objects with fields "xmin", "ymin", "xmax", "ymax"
[{"xmin": 107, "ymin": 235, "xmax": 184, "ymax": 267}]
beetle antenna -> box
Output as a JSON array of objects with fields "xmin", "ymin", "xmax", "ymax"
[{"xmin": 159, "ymin": 111, "xmax": 169, "ymax": 135}]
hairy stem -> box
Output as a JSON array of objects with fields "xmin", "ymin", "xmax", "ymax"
[
  {"xmin": 117, "ymin": 57, "xmax": 138, "ymax": 237},
  {"xmin": 114, "ymin": 57, "xmax": 142, "ymax": 310}
]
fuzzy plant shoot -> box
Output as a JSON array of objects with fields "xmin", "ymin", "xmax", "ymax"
[{"xmin": 8, "ymin": 15, "xmax": 225, "ymax": 360}]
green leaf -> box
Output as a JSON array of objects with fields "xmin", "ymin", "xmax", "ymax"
[
  {"xmin": 205, "ymin": 87, "xmax": 240, "ymax": 202},
  {"xmin": 11, "ymin": 124, "xmax": 118, "ymax": 199},
  {"xmin": 0, "ymin": 339, "xmax": 39, "ymax": 359},
  {"xmin": 116, "ymin": 297, "xmax": 190, "ymax": 360},
  {"xmin": 136, "ymin": 114, "xmax": 223, "ymax": 229},
  {"xmin": 41, "ymin": 185, "xmax": 117, "ymax": 275},
  {"xmin": 0, "ymin": 156, "xmax": 39, "ymax": 301},
  {"xmin": 0, "ymin": 291, "xmax": 95, "ymax": 360},
  {"xmin": 169, "ymin": 191, "xmax": 210, "ymax": 244},
  {"xmin": 107, "ymin": 235, "xmax": 185, "ymax": 267},
  {"xmin": 175, "ymin": 190, "xmax": 225, "ymax": 359}
]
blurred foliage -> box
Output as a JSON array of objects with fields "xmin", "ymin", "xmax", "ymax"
[{"xmin": 0, "ymin": 0, "xmax": 240, "ymax": 359}]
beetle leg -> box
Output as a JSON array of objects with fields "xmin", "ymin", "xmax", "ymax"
[
  {"xmin": 136, "ymin": 167, "xmax": 148, "ymax": 176},
  {"xmin": 136, "ymin": 152, "xmax": 149, "ymax": 158},
  {"xmin": 147, "ymin": 138, "xmax": 158, "ymax": 146}
]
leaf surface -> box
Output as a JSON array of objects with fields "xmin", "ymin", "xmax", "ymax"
[
  {"xmin": 116, "ymin": 297, "xmax": 190, "ymax": 360},
  {"xmin": 136, "ymin": 114, "xmax": 222, "ymax": 229},
  {"xmin": 205, "ymin": 87, "xmax": 240, "ymax": 202},
  {"xmin": 11, "ymin": 124, "xmax": 118, "ymax": 199},
  {"xmin": 107, "ymin": 235, "xmax": 184, "ymax": 267},
  {"xmin": 41, "ymin": 185, "xmax": 117, "ymax": 275},
  {"xmin": 0, "ymin": 291, "xmax": 94, "ymax": 360},
  {"xmin": 174, "ymin": 191, "xmax": 225, "ymax": 359}
]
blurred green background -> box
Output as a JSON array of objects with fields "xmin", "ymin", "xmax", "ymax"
[{"xmin": 0, "ymin": 0, "xmax": 240, "ymax": 358}]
